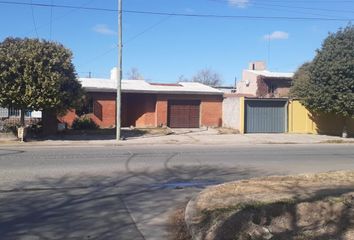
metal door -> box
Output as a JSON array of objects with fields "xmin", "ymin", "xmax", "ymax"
[
  {"xmin": 245, "ymin": 99, "xmax": 287, "ymax": 133},
  {"xmin": 168, "ymin": 100, "xmax": 200, "ymax": 128}
]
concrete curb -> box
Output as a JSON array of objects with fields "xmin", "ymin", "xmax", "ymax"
[
  {"xmin": 1, "ymin": 140, "xmax": 354, "ymax": 149},
  {"xmin": 1, "ymin": 132, "xmax": 353, "ymax": 148}
]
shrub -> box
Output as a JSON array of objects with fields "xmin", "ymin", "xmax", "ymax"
[
  {"xmin": 28, "ymin": 122, "xmax": 43, "ymax": 136},
  {"xmin": 72, "ymin": 116, "xmax": 99, "ymax": 130}
]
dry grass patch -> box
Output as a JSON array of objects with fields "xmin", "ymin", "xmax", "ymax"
[
  {"xmin": 217, "ymin": 128, "xmax": 240, "ymax": 135},
  {"xmin": 141, "ymin": 127, "xmax": 174, "ymax": 135},
  {"xmin": 168, "ymin": 204, "xmax": 192, "ymax": 240},
  {"xmin": 186, "ymin": 171, "xmax": 354, "ymax": 240},
  {"xmin": 196, "ymin": 171, "xmax": 354, "ymax": 212}
]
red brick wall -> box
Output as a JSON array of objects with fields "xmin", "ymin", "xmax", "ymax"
[
  {"xmin": 60, "ymin": 92, "xmax": 223, "ymax": 128},
  {"xmin": 156, "ymin": 96, "xmax": 168, "ymax": 126},
  {"xmin": 125, "ymin": 94, "xmax": 156, "ymax": 128},
  {"xmin": 59, "ymin": 92, "xmax": 117, "ymax": 128},
  {"xmin": 256, "ymin": 76, "xmax": 292, "ymax": 98},
  {"xmin": 90, "ymin": 92, "xmax": 116, "ymax": 128},
  {"xmin": 156, "ymin": 94, "xmax": 223, "ymax": 128},
  {"xmin": 58, "ymin": 109, "xmax": 77, "ymax": 127},
  {"xmin": 201, "ymin": 99, "xmax": 223, "ymax": 127}
]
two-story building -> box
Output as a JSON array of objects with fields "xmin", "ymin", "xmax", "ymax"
[{"xmin": 236, "ymin": 61, "xmax": 294, "ymax": 98}]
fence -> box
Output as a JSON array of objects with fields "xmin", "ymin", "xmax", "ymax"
[{"xmin": 0, "ymin": 108, "xmax": 42, "ymax": 132}]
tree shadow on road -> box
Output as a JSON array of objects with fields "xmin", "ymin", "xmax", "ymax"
[{"xmin": 0, "ymin": 162, "xmax": 281, "ymax": 240}]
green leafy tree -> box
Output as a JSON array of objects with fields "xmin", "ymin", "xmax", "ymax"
[
  {"xmin": 0, "ymin": 38, "xmax": 82, "ymax": 126},
  {"xmin": 290, "ymin": 26, "xmax": 354, "ymax": 137},
  {"xmin": 289, "ymin": 62, "xmax": 312, "ymax": 99}
]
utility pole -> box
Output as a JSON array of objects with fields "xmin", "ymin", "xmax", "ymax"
[{"xmin": 116, "ymin": 0, "xmax": 123, "ymax": 141}]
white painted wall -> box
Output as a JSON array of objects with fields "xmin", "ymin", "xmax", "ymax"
[
  {"xmin": 31, "ymin": 111, "xmax": 42, "ymax": 118},
  {"xmin": 222, "ymin": 96, "xmax": 241, "ymax": 130},
  {"xmin": 236, "ymin": 70, "xmax": 259, "ymax": 96}
]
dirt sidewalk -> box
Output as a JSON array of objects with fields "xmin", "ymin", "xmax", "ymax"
[{"xmin": 1, "ymin": 128, "xmax": 354, "ymax": 147}]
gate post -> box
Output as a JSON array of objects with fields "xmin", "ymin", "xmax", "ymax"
[{"xmin": 240, "ymin": 97, "xmax": 245, "ymax": 134}]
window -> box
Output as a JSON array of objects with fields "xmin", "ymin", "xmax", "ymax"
[
  {"xmin": 77, "ymin": 98, "xmax": 94, "ymax": 116},
  {"xmin": 268, "ymin": 83, "xmax": 277, "ymax": 95},
  {"xmin": 87, "ymin": 98, "xmax": 94, "ymax": 114}
]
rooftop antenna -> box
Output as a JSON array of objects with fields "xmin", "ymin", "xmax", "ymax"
[{"xmin": 267, "ymin": 32, "xmax": 271, "ymax": 68}]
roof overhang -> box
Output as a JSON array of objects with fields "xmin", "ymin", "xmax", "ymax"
[
  {"xmin": 244, "ymin": 97, "xmax": 289, "ymax": 101},
  {"xmin": 84, "ymin": 87, "xmax": 224, "ymax": 96},
  {"xmin": 245, "ymin": 97, "xmax": 289, "ymax": 102}
]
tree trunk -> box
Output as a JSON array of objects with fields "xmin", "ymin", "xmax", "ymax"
[
  {"xmin": 18, "ymin": 109, "xmax": 27, "ymax": 142},
  {"xmin": 42, "ymin": 109, "xmax": 58, "ymax": 136},
  {"xmin": 20, "ymin": 108, "xmax": 25, "ymax": 127},
  {"xmin": 342, "ymin": 116, "xmax": 351, "ymax": 138}
]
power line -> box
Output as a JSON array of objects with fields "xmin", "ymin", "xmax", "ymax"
[
  {"xmin": 123, "ymin": 9, "xmax": 353, "ymax": 22},
  {"xmin": 0, "ymin": 1, "xmax": 116, "ymax": 12},
  {"xmin": 254, "ymin": 2, "xmax": 354, "ymax": 14},
  {"xmin": 209, "ymin": 0, "xmax": 354, "ymax": 14},
  {"xmin": 24, "ymin": 0, "xmax": 97, "ymax": 36},
  {"xmin": 49, "ymin": 0, "xmax": 53, "ymax": 39},
  {"xmin": 29, "ymin": 0, "xmax": 39, "ymax": 38},
  {"xmin": 81, "ymin": 46, "xmax": 117, "ymax": 67},
  {"xmin": 208, "ymin": 0, "xmax": 343, "ymax": 18},
  {"xmin": 213, "ymin": 1, "xmax": 339, "ymax": 19},
  {"xmin": 81, "ymin": 16, "xmax": 172, "ymax": 67},
  {"xmin": 1, "ymin": 1, "xmax": 354, "ymax": 22},
  {"xmin": 251, "ymin": 0, "xmax": 354, "ymax": 3},
  {"xmin": 249, "ymin": 5, "xmax": 338, "ymax": 19},
  {"xmin": 125, "ymin": 15, "xmax": 172, "ymax": 44}
]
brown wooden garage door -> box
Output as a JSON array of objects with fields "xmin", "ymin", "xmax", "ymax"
[{"xmin": 168, "ymin": 100, "xmax": 200, "ymax": 128}]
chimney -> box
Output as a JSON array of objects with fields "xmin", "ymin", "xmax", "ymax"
[
  {"xmin": 249, "ymin": 61, "xmax": 266, "ymax": 71},
  {"xmin": 110, "ymin": 67, "xmax": 118, "ymax": 80}
]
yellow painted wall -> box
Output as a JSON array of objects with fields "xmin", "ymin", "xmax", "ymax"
[
  {"xmin": 288, "ymin": 100, "xmax": 354, "ymax": 136},
  {"xmin": 239, "ymin": 97, "xmax": 245, "ymax": 134}
]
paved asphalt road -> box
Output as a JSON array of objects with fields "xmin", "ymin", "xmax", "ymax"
[{"xmin": 0, "ymin": 144, "xmax": 353, "ymax": 239}]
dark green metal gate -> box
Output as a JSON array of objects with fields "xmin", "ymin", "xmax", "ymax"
[{"xmin": 245, "ymin": 99, "xmax": 287, "ymax": 133}]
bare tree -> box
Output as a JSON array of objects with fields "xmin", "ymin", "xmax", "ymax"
[
  {"xmin": 191, "ymin": 68, "xmax": 222, "ymax": 86},
  {"xmin": 126, "ymin": 67, "xmax": 144, "ymax": 80},
  {"xmin": 177, "ymin": 75, "xmax": 189, "ymax": 82}
]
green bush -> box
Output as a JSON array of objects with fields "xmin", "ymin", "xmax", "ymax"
[
  {"xmin": 72, "ymin": 116, "xmax": 99, "ymax": 130},
  {"xmin": 28, "ymin": 122, "xmax": 43, "ymax": 136}
]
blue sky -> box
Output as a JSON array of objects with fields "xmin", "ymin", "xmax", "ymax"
[{"xmin": 0, "ymin": 0, "xmax": 353, "ymax": 85}]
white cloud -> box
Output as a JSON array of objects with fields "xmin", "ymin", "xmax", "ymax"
[
  {"xmin": 184, "ymin": 8, "xmax": 195, "ymax": 14},
  {"xmin": 228, "ymin": 0, "xmax": 250, "ymax": 8},
  {"xmin": 264, "ymin": 31, "xmax": 289, "ymax": 40},
  {"xmin": 93, "ymin": 24, "xmax": 116, "ymax": 35}
]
